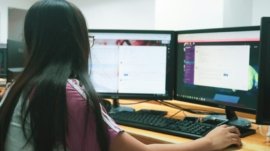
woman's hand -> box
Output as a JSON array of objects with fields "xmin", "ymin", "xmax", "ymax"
[{"xmin": 203, "ymin": 125, "xmax": 242, "ymax": 150}]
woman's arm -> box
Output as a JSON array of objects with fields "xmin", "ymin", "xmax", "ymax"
[{"xmin": 110, "ymin": 125, "xmax": 242, "ymax": 151}]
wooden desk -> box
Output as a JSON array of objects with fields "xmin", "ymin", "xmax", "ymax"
[{"xmin": 116, "ymin": 100, "xmax": 270, "ymax": 151}]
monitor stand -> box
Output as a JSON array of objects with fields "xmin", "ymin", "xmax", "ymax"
[
  {"xmin": 204, "ymin": 106, "xmax": 251, "ymax": 128},
  {"xmin": 109, "ymin": 99, "xmax": 135, "ymax": 114}
]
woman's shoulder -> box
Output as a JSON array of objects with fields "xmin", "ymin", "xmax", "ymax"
[{"xmin": 66, "ymin": 79, "xmax": 87, "ymax": 106}]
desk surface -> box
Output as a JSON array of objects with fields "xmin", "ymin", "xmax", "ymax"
[{"xmin": 116, "ymin": 100, "xmax": 270, "ymax": 151}]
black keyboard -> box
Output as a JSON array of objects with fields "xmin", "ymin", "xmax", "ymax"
[{"xmin": 110, "ymin": 110, "xmax": 256, "ymax": 139}]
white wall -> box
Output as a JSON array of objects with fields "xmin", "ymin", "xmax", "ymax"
[
  {"xmin": 252, "ymin": 0, "xmax": 270, "ymax": 25},
  {"xmin": 223, "ymin": 0, "xmax": 253, "ymax": 27},
  {"xmin": 0, "ymin": 0, "xmax": 156, "ymax": 43},
  {"xmin": 1, "ymin": 0, "xmax": 270, "ymax": 43},
  {"xmin": 72, "ymin": 0, "xmax": 270, "ymax": 30},
  {"xmin": 8, "ymin": 8, "xmax": 27, "ymax": 41},
  {"xmin": 0, "ymin": 0, "xmax": 35, "ymax": 43},
  {"xmin": 155, "ymin": 0, "xmax": 224, "ymax": 30},
  {"xmin": 69, "ymin": 0, "xmax": 155, "ymax": 30}
]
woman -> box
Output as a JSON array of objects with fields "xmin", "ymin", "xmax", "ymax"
[{"xmin": 0, "ymin": 0, "xmax": 242, "ymax": 151}]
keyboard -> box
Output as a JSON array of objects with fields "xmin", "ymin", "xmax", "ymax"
[{"xmin": 110, "ymin": 110, "xmax": 256, "ymax": 139}]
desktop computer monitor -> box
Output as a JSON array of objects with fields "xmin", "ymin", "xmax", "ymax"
[
  {"xmin": 256, "ymin": 17, "xmax": 270, "ymax": 125},
  {"xmin": 0, "ymin": 44, "xmax": 7, "ymax": 78},
  {"xmin": 88, "ymin": 30, "xmax": 175, "ymax": 104},
  {"xmin": 175, "ymin": 26, "xmax": 260, "ymax": 127},
  {"xmin": 6, "ymin": 40, "xmax": 25, "ymax": 82},
  {"xmin": 7, "ymin": 8, "xmax": 27, "ymax": 82}
]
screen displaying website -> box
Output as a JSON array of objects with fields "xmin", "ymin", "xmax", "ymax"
[
  {"xmin": 176, "ymin": 30, "xmax": 260, "ymax": 110},
  {"xmin": 89, "ymin": 32, "xmax": 171, "ymax": 95}
]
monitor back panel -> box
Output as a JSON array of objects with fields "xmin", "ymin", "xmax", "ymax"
[{"xmin": 257, "ymin": 17, "xmax": 270, "ymax": 124}]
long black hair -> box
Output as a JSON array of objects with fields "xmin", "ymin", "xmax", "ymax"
[{"xmin": 0, "ymin": 0, "xmax": 109, "ymax": 151}]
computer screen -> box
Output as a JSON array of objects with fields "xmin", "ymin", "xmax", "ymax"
[
  {"xmin": 0, "ymin": 44, "xmax": 7, "ymax": 78},
  {"xmin": 88, "ymin": 30, "xmax": 175, "ymax": 100},
  {"xmin": 257, "ymin": 17, "xmax": 270, "ymax": 125},
  {"xmin": 7, "ymin": 40, "xmax": 25, "ymax": 69},
  {"xmin": 175, "ymin": 26, "xmax": 260, "ymax": 121},
  {"xmin": 6, "ymin": 40, "xmax": 25, "ymax": 82}
]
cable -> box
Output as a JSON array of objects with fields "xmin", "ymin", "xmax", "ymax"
[
  {"xmin": 120, "ymin": 99, "xmax": 153, "ymax": 105},
  {"xmin": 169, "ymin": 110, "xmax": 182, "ymax": 118},
  {"xmin": 155, "ymin": 100, "xmax": 225, "ymax": 116},
  {"xmin": 119, "ymin": 99, "xmax": 225, "ymax": 116}
]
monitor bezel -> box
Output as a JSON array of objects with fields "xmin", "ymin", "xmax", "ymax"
[
  {"xmin": 256, "ymin": 17, "xmax": 270, "ymax": 124},
  {"xmin": 88, "ymin": 29, "xmax": 176, "ymax": 100},
  {"xmin": 174, "ymin": 26, "xmax": 260, "ymax": 114}
]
